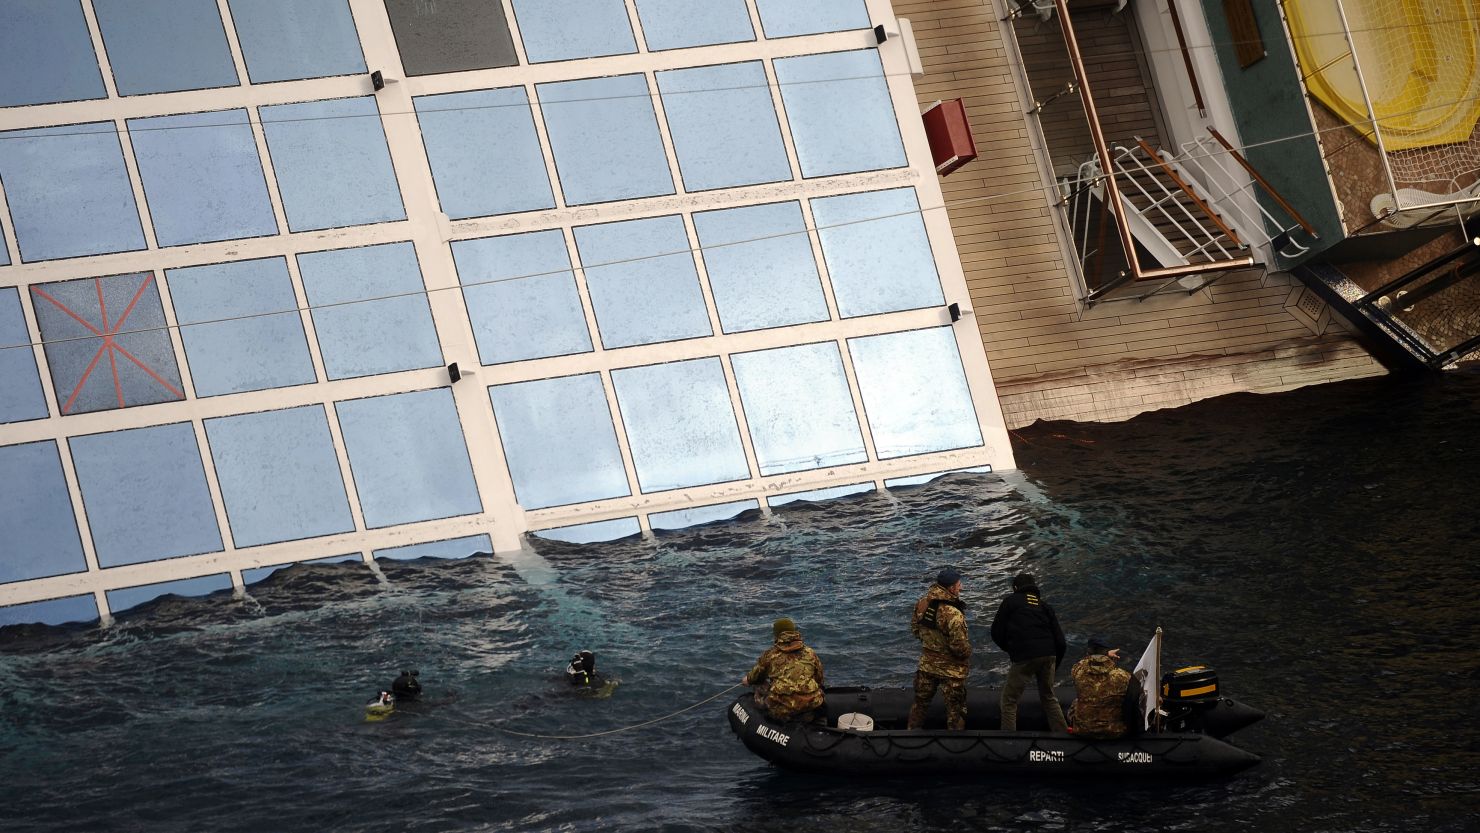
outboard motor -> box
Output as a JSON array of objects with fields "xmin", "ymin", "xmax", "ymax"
[{"xmin": 1160, "ymin": 665, "xmax": 1221, "ymax": 732}]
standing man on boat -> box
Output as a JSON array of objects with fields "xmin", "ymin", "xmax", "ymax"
[
  {"xmin": 990, "ymin": 573, "xmax": 1070, "ymax": 733},
  {"xmin": 742, "ymin": 617, "xmax": 826, "ymax": 724},
  {"xmin": 908, "ymin": 568, "xmax": 972, "ymax": 730}
]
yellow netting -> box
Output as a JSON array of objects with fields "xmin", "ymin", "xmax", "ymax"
[{"xmin": 1290, "ymin": 0, "xmax": 1480, "ymax": 199}]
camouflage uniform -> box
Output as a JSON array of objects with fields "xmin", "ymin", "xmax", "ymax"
[
  {"xmin": 909, "ymin": 584, "xmax": 972, "ymax": 730},
  {"xmin": 744, "ymin": 630, "xmax": 825, "ymax": 722},
  {"xmin": 1069, "ymin": 653, "xmax": 1131, "ymax": 739}
]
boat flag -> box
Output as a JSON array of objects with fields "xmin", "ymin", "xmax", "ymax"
[{"xmin": 1132, "ymin": 627, "xmax": 1162, "ymax": 731}]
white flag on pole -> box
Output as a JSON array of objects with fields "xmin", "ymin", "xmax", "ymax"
[{"xmin": 1132, "ymin": 627, "xmax": 1162, "ymax": 731}]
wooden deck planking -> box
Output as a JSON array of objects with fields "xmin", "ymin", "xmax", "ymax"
[{"xmin": 891, "ymin": 0, "xmax": 1385, "ymax": 423}]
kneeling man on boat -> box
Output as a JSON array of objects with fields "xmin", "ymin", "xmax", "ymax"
[
  {"xmin": 743, "ymin": 618, "xmax": 826, "ymax": 724},
  {"xmin": 908, "ymin": 568, "xmax": 972, "ymax": 730},
  {"xmin": 1069, "ymin": 637, "xmax": 1132, "ymax": 739}
]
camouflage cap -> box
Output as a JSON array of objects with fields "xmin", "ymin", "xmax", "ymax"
[{"xmin": 773, "ymin": 617, "xmax": 797, "ymax": 638}]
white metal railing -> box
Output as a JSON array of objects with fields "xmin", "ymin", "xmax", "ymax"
[
  {"xmin": 1171, "ymin": 136, "xmax": 1311, "ymax": 259},
  {"xmin": 1062, "ymin": 135, "xmax": 1317, "ymax": 286},
  {"xmin": 1114, "ymin": 141, "xmax": 1240, "ymax": 263}
]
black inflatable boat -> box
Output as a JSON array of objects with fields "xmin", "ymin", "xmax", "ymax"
[{"xmin": 727, "ymin": 682, "xmax": 1264, "ymax": 778}]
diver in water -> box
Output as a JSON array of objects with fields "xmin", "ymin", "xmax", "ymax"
[
  {"xmin": 565, "ymin": 650, "xmax": 618, "ymax": 698},
  {"xmin": 391, "ymin": 670, "xmax": 422, "ymax": 702},
  {"xmin": 365, "ymin": 670, "xmax": 427, "ymax": 722}
]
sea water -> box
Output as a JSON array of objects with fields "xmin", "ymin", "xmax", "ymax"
[{"xmin": 2, "ymin": 369, "xmax": 1478, "ymax": 832}]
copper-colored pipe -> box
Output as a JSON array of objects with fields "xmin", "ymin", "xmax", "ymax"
[
  {"xmin": 1138, "ymin": 258, "xmax": 1253, "ymax": 280},
  {"xmin": 1053, "ymin": 0, "xmax": 1255, "ymax": 283},
  {"xmin": 1053, "ymin": 0, "xmax": 1143, "ymax": 279},
  {"xmin": 1135, "ymin": 137, "xmax": 1244, "ymax": 247},
  {"xmin": 1165, "ymin": 0, "xmax": 1206, "ymax": 112},
  {"xmin": 1207, "ymin": 128, "xmax": 1318, "ymax": 236}
]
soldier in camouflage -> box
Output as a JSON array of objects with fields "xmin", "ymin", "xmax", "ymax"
[
  {"xmin": 908, "ymin": 568, "xmax": 972, "ymax": 730},
  {"xmin": 742, "ymin": 617, "xmax": 826, "ymax": 723},
  {"xmin": 1069, "ymin": 636, "xmax": 1132, "ymax": 739}
]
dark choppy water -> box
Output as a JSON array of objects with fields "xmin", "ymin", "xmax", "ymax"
[{"xmin": 4, "ymin": 369, "xmax": 1479, "ymax": 833}]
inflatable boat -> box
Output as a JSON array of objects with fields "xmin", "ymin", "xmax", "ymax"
[{"xmin": 727, "ymin": 677, "xmax": 1264, "ymax": 778}]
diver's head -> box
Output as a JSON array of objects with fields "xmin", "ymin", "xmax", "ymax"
[
  {"xmin": 392, "ymin": 669, "xmax": 422, "ymax": 700},
  {"xmin": 566, "ymin": 650, "xmax": 597, "ymax": 685},
  {"xmin": 574, "ymin": 651, "xmax": 595, "ymax": 675}
]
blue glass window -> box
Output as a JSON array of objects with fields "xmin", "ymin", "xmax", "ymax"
[
  {"xmin": 166, "ymin": 258, "xmax": 315, "ymax": 397},
  {"xmin": 693, "ymin": 201, "xmax": 828, "ymax": 333},
  {"xmin": 533, "ymin": 517, "xmax": 640, "ymax": 545},
  {"xmin": 226, "ymin": 0, "xmax": 366, "ymax": 83},
  {"xmin": 489, "ymin": 374, "xmax": 630, "ymax": 510},
  {"xmin": 385, "ymin": 0, "xmax": 517, "ymax": 75},
  {"xmin": 775, "ymin": 50, "xmax": 905, "ymax": 177},
  {"xmin": 538, "ymin": 75, "xmax": 675, "ymax": 205},
  {"xmin": 107, "ymin": 574, "xmax": 232, "ymax": 615},
  {"xmin": 94, "ymin": 0, "xmax": 237, "ymax": 95},
  {"xmin": 374, "ymin": 534, "xmax": 491, "ymax": 561},
  {"xmin": 128, "ymin": 109, "xmax": 276, "ymax": 247},
  {"xmin": 0, "ymin": 123, "xmax": 145, "ymax": 262},
  {"xmin": 296, "ymin": 242, "xmax": 442, "ymax": 380},
  {"xmin": 1, "ymin": 231, "xmax": 8, "ymax": 266},
  {"xmin": 511, "ymin": 0, "xmax": 635, "ymax": 63},
  {"xmin": 415, "ymin": 88, "xmax": 554, "ymax": 220},
  {"xmin": 452, "ymin": 231, "xmax": 591, "ymax": 365},
  {"xmin": 812, "ymin": 188, "xmax": 943, "ymax": 317},
  {"xmin": 848, "ymin": 328, "xmax": 983, "ymax": 459},
  {"xmin": 755, "ymin": 0, "xmax": 870, "ymax": 37},
  {"xmin": 650, "ymin": 499, "xmax": 758, "ymax": 531},
  {"xmin": 634, "ymin": 0, "xmax": 754, "ymax": 50},
  {"xmin": 243, "ymin": 553, "xmax": 362, "ymax": 585},
  {"xmin": 0, "ymin": 0, "xmax": 105, "ymax": 107},
  {"xmin": 70, "ymin": 423, "xmax": 223, "ymax": 567},
  {"xmin": 611, "ymin": 358, "xmax": 749, "ymax": 492},
  {"xmin": 336, "ymin": 388, "xmax": 483, "ymax": 529},
  {"xmin": 732, "ymin": 342, "xmax": 866, "ymax": 475},
  {"xmin": 574, "ymin": 215, "xmax": 711, "ymax": 349},
  {"xmin": 886, "ymin": 467, "xmax": 990, "ymax": 489},
  {"xmin": 0, "ymin": 441, "xmax": 86, "ymax": 584},
  {"xmin": 0, "ymin": 595, "xmax": 98, "ymax": 628},
  {"xmin": 769, "ymin": 482, "xmax": 874, "ymax": 507},
  {"xmin": 32, "ymin": 273, "xmax": 185, "ymax": 415},
  {"xmin": 657, "ymin": 62, "xmax": 791, "ymax": 191},
  {"xmin": 0, "ymin": 288, "xmax": 48, "ymax": 423},
  {"xmin": 205, "ymin": 406, "xmax": 354, "ymax": 548},
  {"xmin": 260, "ymin": 97, "xmax": 406, "ymax": 232}
]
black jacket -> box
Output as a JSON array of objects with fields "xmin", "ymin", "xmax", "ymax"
[{"xmin": 990, "ymin": 586, "xmax": 1067, "ymax": 665}]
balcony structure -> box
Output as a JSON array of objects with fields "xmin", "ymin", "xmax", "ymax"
[{"xmin": 893, "ymin": 0, "xmax": 1389, "ymax": 427}]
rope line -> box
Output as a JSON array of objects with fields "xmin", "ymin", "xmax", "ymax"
[{"xmin": 440, "ymin": 682, "xmax": 742, "ymax": 740}]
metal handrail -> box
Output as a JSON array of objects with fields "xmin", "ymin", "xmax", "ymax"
[{"xmin": 1051, "ymin": 0, "xmax": 1253, "ymax": 283}]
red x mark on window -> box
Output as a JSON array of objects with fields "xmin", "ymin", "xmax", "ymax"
[{"xmin": 31, "ymin": 275, "xmax": 184, "ymax": 414}]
